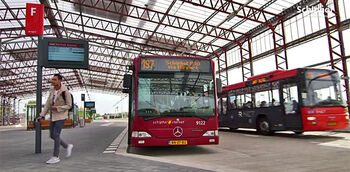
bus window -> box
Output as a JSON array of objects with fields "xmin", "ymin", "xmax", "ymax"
[
  {"xmin": 255, "ymin": 91, "xmax": 269, "ymax": 107},
  {"xmin": 243, "ymin": 94, "xmax": 253, "ymax": 108},
  {"xmin": 222, "ymin": 97, "xmax": 227, "ymax": 115},
  {"xmin": 228, "ymin": 96, "xmax": 237, "ymax": 110},
  {"xmin": 236, "ymin": 94, "xmax": 244, "ymax": 108},
  {"xmin": 283, "ymin": 84, "xmax": 298, "ymax": 114},
  {"xmin": 271, "ymin": 89, "xmax": 280, "ymax": 106},
  {"xmin": 218, "ymin": 98, "xmax": 222, "ymax": 115}
]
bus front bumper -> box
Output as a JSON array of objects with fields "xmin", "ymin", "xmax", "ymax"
[{"xmin": 131, "ymin": 136, "xmax": 219, "ymax": 147}]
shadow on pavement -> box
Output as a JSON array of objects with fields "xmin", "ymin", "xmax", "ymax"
[
  {"xmin": 127, "ymin": 145, "xmax": 217, "ymax": 157},
  {"xmin": 219, "ymin": 128, "xmax": 344, "ymax": 142}
]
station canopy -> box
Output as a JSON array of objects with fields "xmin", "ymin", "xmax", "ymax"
[{"xmin": 0, "ymin": 0, "xmax": 314, "ymax": 98}]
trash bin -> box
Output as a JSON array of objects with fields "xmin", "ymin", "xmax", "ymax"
[{"xmin": 79, "ymin": 117, "xmax": 84, "ymax": 127}]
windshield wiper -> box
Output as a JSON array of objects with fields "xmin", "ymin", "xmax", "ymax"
[
  {"xmin": 310, "ymin": 99, "xmax": 345, "ymax": 108},
  {"xmin": 186, "ymin": 114, "xmax": 210, "ymax": 121},
  {"xmin": 142, "ymin": 116, "xmax": 162, "ymax": 121},
  {"xmin": 308, "ymin": 71, "xmax": 338, "ymax": 85},
  {"xmin": 161, "ymin": 111, "xmax": 211, "ymax": 120}
]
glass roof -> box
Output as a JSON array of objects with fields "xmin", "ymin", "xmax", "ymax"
[{"xmin": 2, "ymin": 0, "xmax": 348, "ymax": 97}]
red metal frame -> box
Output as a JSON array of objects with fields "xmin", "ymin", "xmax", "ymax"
[
  {"xmin": 321, "ymin": 0, "xmax": 350, "ymax": 109},
  {"xmin": 236, "ymin": 36, "xmax": 253, "ymax": 81},
  {"xmin": 216, "ymin": 49, "xmax": 229, "ymax": 86},
  {"xmin": 180, "ymin": 0, "xmax": 279, "ymax": 24},
  {"xmin": 184, "ymin": 0, "xmax": 289, "ymax": 80},
  {"xmin": 61, "ymin": 0, "xmax": 243, "ymax": 41},
  {"xmin": 1, "ymin": 0, "xmax": 346, "ymax": 108},
  {"xmin": 269, "ymin": 18, "xmax": 288, "ymax": 70}
]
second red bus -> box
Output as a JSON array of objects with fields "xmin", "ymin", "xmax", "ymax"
[{"xmin": 218, "ymin": 68, "xmax": 349, "ymax": 135}]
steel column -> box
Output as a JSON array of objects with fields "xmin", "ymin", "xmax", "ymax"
[
  {"xmin": 13, "ymin": 97, "xmax": 16, "ymax": 118},
  {"xmin": 270, "ymin": 18, "xmax": 288, "ymax": 70},
  {"xmin": 35, "ymin": 35, "xmax": 43, "ymax": 154},
  {"xmin": 321, "ymin": 0, "xmax": 350, "ymax": 109},
  {"xmin": 1, "ymin": 97, "xmax": 4, "ymax": 126},
  {"xmin": 216, "ymin": 49, "xmax": 229, "ymax": 86},
  {"xmin": 238, "ymin": 37, "xmax": 254, "ymax": 81}
]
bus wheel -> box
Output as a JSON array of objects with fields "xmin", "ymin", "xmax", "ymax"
[
  {"xmin": 229, "ymin": 128, "xmax": 237, "ymax": 131},
  {"xmin": 257, "ymin": 117, "xmax": 274, "ymax": 135}
]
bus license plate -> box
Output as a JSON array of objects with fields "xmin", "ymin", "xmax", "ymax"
[
  {"xmin": 168, "ymin": 140, "xmax": 187, "ymax": 145},
  {"xmin": 327, "ymin": 122, "xmax": 337, "ymax": 126}
]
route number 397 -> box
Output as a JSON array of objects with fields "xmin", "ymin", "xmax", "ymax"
[
  {"xmin": 142, "ymin": 59, "xmax": 154, "ymax": 70},
  {"xmin": 196, "ymin": 121, "xmax": 205, "ymax": 125}
]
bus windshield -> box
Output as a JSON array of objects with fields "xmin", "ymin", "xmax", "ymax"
[
  {"xmin": 137, "ymin": 73, "xmax": 215, "ymax": 119},
  {"xmin": 303, "ymin": 71, "xmax": 344, "ymax": 107}
]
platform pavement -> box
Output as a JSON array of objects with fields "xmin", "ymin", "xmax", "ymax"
[
  {"xmin": 2, "ymin": 118, "xmax": 350, "ymax": 132},
  {"xmin": 0, "ymin": 121, "xmax": 212, "ymax": 172}
]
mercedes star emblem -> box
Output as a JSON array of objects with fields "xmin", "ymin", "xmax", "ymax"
[{"xmin": 173, "ymin": 126, "xmax": 183, "ymax": 137}]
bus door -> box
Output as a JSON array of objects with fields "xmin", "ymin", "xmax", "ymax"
[
  {"xmin": 218, "ymin": 96, "xmax": 230, "ymax": 127},
  {"xmin": 281, "ymin": 83, "xmax": 303, "ymax": 130},
  {"xmin": 227, "ymin": 95, "xmax": 240, "ymax": 128},
  {"xmin": 123, "ymin": 74, "xmax": 134, "ymax": 145}
]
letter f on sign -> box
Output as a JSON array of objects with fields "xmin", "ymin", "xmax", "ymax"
[
  {"xmin": 31, "ymin": 8, "xmax": 36, "ymax": 16},
  {"xmin": 25, "ymin": 3, "xmax": 44, "ymax": 35}
]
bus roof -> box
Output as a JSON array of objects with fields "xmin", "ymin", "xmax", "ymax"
[
  {"xmin": 248, "ymin": 69, "xmax": 298, "ymax": 81},
  {"xmin": 223, "ymin": 69, "xmax": 299, "ymax": 91},
  {"xmin": 135, "ymin": 55, "xmax": 210, "ymax": 60}
]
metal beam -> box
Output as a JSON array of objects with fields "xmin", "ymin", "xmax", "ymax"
[
  {"xmin": 322, "ymin": 0, "xmax": 350, "ymax": 110},
  {"xmin": 61, "ymin": 0, "xmax": 244, "ymax": 40},
  {"xmin": 39, "ymin": 0, "xmax": 62, "ymax": 37},
  {"xmin": 223, "ymin": 18, "xmax": 350, "ymax": 72},
  {"xmin": 208, "ymin": 0, "xmax": 321, "ymax": 59}
]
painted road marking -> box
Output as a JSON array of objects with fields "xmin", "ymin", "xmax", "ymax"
[
  {"xmin": 103, "ymin": 127, "xmax": 128, "ymax": 154},
  {"xmin": 101, "ymin": 123, "xmax": 113, "ymax": 127}
]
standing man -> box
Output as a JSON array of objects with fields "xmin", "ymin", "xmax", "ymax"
[{"xmin": 38, "ymin": 74, "xmax": 74, "ymax": 164}]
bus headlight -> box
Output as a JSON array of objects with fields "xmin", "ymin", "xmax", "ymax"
[
  {"xmin": 202, "ymin": 130, "xmax": 218, "ymax": 136},
  {"xmin": 307, "ymin": 117, "xmax": 316, "ymax": 121},
  {"xmin": 346, "ymin": 116, "xmax": 349, "ymax": 120},
  {"xmin": 132, "ymin": 131, "xmax": 152, "ymax": 138}
]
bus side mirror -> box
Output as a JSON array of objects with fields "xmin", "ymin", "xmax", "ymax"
[
  {"xmin": 216, "ymin": 78, "xmax": 222, "ymax": 94},
  {"xmin": 122, "ymin": 89, "xmax": 130, "ymax": 93},
  {"xmin": 123, "ymin": 74, "xmax": 132, "ymax": 93}
]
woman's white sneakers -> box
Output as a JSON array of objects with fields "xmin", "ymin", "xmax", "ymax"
[
  {"xmin": 46, "ymin": 144, "xmax": 73, "ymax": 164},
  {"xmin": 66, "ymin": 144, "xmax": 74, "ymax": 158},
  {"xmin": 46, "ymin": 157, "xmax": 60, "ymax": 164}
]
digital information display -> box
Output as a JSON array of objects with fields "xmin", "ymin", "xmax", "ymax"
[
  {"xmin": 305, "ymin": 70, "xmax": 338, "ymax": 80},
  {"xmin": 40, "ymin": 38, "xmax": 89, "ymax": 69},
  {"xmin": 305, "ymin": 69, "xmax": 339, "ymax": 80},
  {"xmin": 84, "ymin": 101, "xmax": 95, "ymax": 108},
  {"xmin": 139, "ymin": 57, "xmax": 211, "ymax": 73},
  {"xmin": 48, "ymin": 42, "xmax": 85, "ymax": 62}
]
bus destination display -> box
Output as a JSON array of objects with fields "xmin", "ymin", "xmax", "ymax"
[
  {"xmin": 48, "ymin": 42, "xmax": 85, "ymax": 62},
  {"xmin": 140, "ymin": 57, "xmax": 211, "ymax": 73}
]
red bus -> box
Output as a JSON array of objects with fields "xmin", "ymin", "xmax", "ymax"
[
  {"xmin": 123, "ymin": 56, "xmax": 220, "ymax": 146},
  {"xmin": 218, "ymin": 68, "xmax": 349, "ymax": 135}
]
